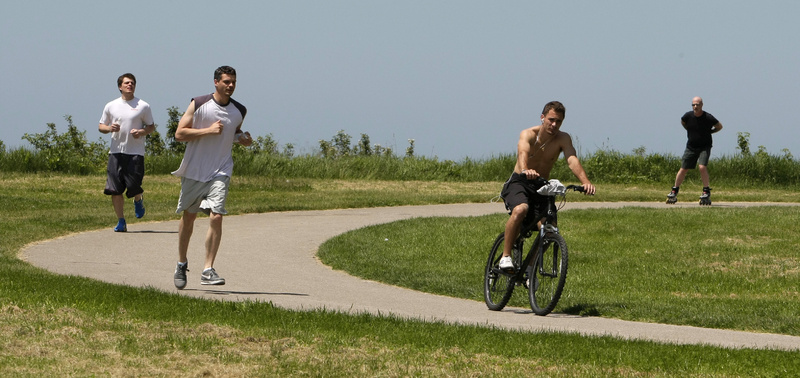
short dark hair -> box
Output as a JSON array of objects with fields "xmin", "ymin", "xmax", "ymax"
[
  {"xmin": 542, "ymin": 101, "xmax": 565, "ymax": 117},
  {"xmin": 117, "ymin": 73, "xmax": 136, "ymax": 88},
  {"xmin": 214, "ymin": 66, "xmax": 237, "ymax": 81}
]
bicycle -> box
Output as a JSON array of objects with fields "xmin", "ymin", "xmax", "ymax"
[{"xmin": 484, "ymin": 178, "xmax": 587, "ymax": 315}]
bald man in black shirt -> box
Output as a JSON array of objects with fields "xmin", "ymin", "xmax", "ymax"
[{"xmin": 667, "ymin": 96, "xmax": 723, "ymax": 205}]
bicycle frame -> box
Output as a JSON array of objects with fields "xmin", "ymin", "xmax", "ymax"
[
  {"xmin": 484, "ymin": 180, "xmax": 585, "ymax": 314},
  {"xmin": 500, "ymin": 195, "xmax": 560, "ymax": 282}
]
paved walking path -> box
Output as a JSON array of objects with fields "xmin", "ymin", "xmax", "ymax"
[{"xmin": 21, "ymin": 201, "xmax": 800, "ymax": 351}]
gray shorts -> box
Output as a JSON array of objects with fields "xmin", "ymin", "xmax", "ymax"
[
  {"xmin": 681, "ymin": 147, "xmax": 711, "ymax": 169},
  {"xmin": 176, "ymin": 175, "xmax": 230, "ymax": 215}
]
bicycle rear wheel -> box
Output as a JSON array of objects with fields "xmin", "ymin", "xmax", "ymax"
[
  {"xmin": 484, "ymin": 232, "xmax": 515, "ymax": 311},
  {"xmin": 528, "ymin": 233, "xmax": 568, "ymax": 316}
]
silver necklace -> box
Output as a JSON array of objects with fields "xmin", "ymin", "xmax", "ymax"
[
  {"xmin": 531, "ymin": 130, "xmax": 555, "ymax": 160},
  {"xmin": 535, "ymin": 133, "xmax": 549, "ymax": 150}
]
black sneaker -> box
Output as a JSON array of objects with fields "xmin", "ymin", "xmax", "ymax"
[
  {"xmin": 200, "ymin": 268, "xmax": 225, "ymax": 285},
  {"xmin": 174, "ymin": 262, "xmax": 188, "ymax": 289}
]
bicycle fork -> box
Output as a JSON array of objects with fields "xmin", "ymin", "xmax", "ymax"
[{"xmin": 535, "ymin": 224, "xmax": 560, "ymax": 278}]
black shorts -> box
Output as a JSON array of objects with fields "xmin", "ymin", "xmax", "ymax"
[
  {"xmin": 681, "ymin": 147, "xmax": 711, "ymax": 169},
  {"xmin": 104, "ymin": 153, "xmax": 145, "ymax": 198},
  {"xmin": 501, "ymin": 173, "xmax": 549, "ymax": 224}
]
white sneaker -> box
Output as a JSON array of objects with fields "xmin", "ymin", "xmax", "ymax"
[{"xmin": 498, "ymin": 256, "xmax": 514, "ymax": 270}]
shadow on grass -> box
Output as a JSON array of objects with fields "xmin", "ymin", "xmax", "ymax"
[{"xmin": 563, "ymin": 303, "xmax": 602, "ymax": 316}]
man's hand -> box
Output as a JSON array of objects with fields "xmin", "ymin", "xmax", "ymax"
[
  {"xmin": 520, "ymin": 169, "xmax": 540, "ymax": 179},
  {"xmin": 130, "ymin": 129, "xmax": 146, "ymax": 139},
  {"xmin": 582, "ymin": 183, "xmax": 596, "ymax": 195},
  {"xmin": 209, "ymin": 120, "xmax": 224, "ymax": 135},
  {"xmin": 236, "ymin": 131, "xmax": 253, "ymax": 146}
]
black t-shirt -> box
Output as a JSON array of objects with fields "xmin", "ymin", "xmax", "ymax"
[{"xmin": 681, "ymin": 111, "xmax": 719, "ymax": 149}]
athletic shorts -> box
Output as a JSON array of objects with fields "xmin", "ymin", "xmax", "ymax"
[
  {"xmin": 176, "ymin": 175, "xmax": 230, "ymax": 215},
  {"xmin": 681, "ymin": 147, "xmax": 711, "ymax": 169},
  {"xmin": 104, "ymin": 153, "xmax": 145, "ymax": 198},
  {"xmin": 500, "ymin": 173, "xmax": 549, "ymax": 224}
]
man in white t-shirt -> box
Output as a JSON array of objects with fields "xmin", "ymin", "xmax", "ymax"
[
  {"xmin": 171, "ymin": 66, "xmax": 253, "ymax": 289},
  {"xmin": 98, "ymin": 73, "xmax": 155, "ymax": 232}
]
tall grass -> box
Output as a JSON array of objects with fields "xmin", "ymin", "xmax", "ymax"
[
  {"xmin": 5, "ymin": 144, "xmax": 800, "ymax": 188},
  {"xmin": 5, "ymin": 121, "xmax": 799, "ymax": 185}
]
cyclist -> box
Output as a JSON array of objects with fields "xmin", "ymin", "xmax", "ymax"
[{"xmin": 499, "ymin": 101, "xmax": 595, "ymax": 270}]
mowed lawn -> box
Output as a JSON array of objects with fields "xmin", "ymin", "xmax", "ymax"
[{"xmin": 1, "ymin": 173, "xmax": 799, "ymax": 376}]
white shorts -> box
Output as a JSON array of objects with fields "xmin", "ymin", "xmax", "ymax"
[{"xmin": 176, "ymin": 175, "xmax": 230, "ymax": 215}]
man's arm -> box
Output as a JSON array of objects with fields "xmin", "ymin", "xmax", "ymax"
[
  {"xmin": 174, "ymin": 100, "xmax": 223, "ymax": 142},
  {"xmin": 516, "ymin": 129, "xmax": 532, "ymax": 172},
  {"xmin": 98, "ymin": 122, "xmax": 119, "ymax": 134},
  {"xmin": 711, "ymin": 122, "xmax": 723, "ymax": 134},
  {"xmin": 130, "ymin": 123, "xmax": 155, "ymax": 139},
  {"xmin": 561, "ymin": 134, "xmax": 596, "ymax": 195}
]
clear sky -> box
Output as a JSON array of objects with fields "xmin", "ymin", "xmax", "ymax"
[{"xmin": 2, "ymin": 1, "xmax": 799, "ymax": 161}]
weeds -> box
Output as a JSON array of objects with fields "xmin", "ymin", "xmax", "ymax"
[{"xmin": 4, "ymin": 122, "xmax": 800, "ymax": 187}]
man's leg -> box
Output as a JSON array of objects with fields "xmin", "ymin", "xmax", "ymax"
[
  {"xmin": 111, "ymin": 194, "xmax": 125, "ymax": 219},
  {"xmin": 503, "ymin": 204, "xmax": 528, "ymax": 258},
  {"xmin": 673, "ymin": 168, "xmax": 689, "ymax": 188},
  {"xmin": 178, "ymin": 211, "xmax": 197, "ymax": 263},
  {"xmin": 699, "ymin": 165, "xmax": 710, "ymax": 188},
  {"xmin": 204, "ymin": 212, "xmax": 223, "ymax": 270},
  {"xmin": 668, "ymin": 168, "xmax": 689, "ymax": 204}
]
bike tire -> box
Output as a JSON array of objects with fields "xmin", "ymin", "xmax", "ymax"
[
  {"xmin": 528, "ymin": 233, "xmax": 568, "ymax": 316},
  {"xmin": 484, "ymin": 232, "xmax": 516, "ymax": 311}
]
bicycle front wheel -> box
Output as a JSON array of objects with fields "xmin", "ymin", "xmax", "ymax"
[
  {"xmin": 528, "ymin": 233, "xmax": 568, "ymax": 316},
  {"xmin": 484, "ymin": 232, "xmax": 515, "ymax": 311}
]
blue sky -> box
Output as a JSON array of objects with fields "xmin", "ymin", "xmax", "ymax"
[{"xmin": 2, "ymin": 1, "xmax": 798, "ymax": 161}]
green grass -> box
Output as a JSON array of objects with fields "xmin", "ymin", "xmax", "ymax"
[
  {"xmin": 319, "ymin": 207, "xmax": 800, "ymax": 335},
  {"xmin": 1, "ymin": 172, "xmax": 799, "ymax": 376}
]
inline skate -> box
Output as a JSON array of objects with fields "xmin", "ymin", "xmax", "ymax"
[
  {"xmin": 666, "ymin": 187, "xmax": 679, "ymax": 204},
  {"xmin": 699, "ymin": 187, "xmax": 711, "ymax": 206}
]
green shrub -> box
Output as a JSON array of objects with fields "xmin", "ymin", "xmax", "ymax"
[
  {"xmin": 4, "ymin": 122, "xmax": 800, "ymax": 186},
  {"xmin": 18, "ymin": 115, "xmax": 108, "ymax": 174}
]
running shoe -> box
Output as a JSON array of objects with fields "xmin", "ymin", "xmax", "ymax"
[
  {"xmin": 114, "ymin": 218, "xmax": 127, "ymax": 232},
  {"xmin": 174, "ymin": 262, "xmax": 189, "ymax": 290},
  {"xmin": 200, "ymin": 268, "xmax": 225, "ymax": 285},
  {"xmin": 134, "ymin": 197, "xmax": 145, "ymax": 218}
]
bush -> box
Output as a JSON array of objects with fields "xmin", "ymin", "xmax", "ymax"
[
  {"xmin": 19, "ymin": 115, "xmax": 108, "ymax": 174},
  {"xmin": 4, "ymin": 123, "xmax": 800, "ymax": 186}
]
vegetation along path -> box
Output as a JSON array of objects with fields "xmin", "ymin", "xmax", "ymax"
[{"xmin": 21, "ymin": 201, "xmax": 800, "ymax": 351}]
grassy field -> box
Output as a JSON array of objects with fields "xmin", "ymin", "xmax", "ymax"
[
  {"xmin": 320, "ymin": 207, "xmax": 800, "ymax": 335},
  {"xmin": 2, "ymin": 172, "xmax": 799, "ymax": 376}
]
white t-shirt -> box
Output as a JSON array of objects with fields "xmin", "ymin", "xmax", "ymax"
[
  {"xmin": 171, "ymin": 94, "xmax": 247, "ymax": 182},
  {"xmin": 99, "ymin": 96, "xmax": 155, "ymax": 156}
]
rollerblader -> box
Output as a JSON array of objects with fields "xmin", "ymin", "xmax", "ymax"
[{"xmin": 666, "ymin": 97, "xmax": 723, "ymax": 205}]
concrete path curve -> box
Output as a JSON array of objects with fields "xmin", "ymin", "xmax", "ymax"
[{"xmin": 21, "ymin": 201, "xmax": 800, "ymax": 351}]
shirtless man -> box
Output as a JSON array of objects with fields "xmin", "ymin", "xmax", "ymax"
[{"xmin": 498, "ymin": 101, "xmax": 595, "ymax": 270}]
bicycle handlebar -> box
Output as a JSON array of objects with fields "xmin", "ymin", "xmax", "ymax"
[
  {"xmin": 565, "ymin": 185, "xmax": 586, "ymax": 193},
  {"xmin": 520, "ymin": 175, "xmax": 589, "ymax": 195}
]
